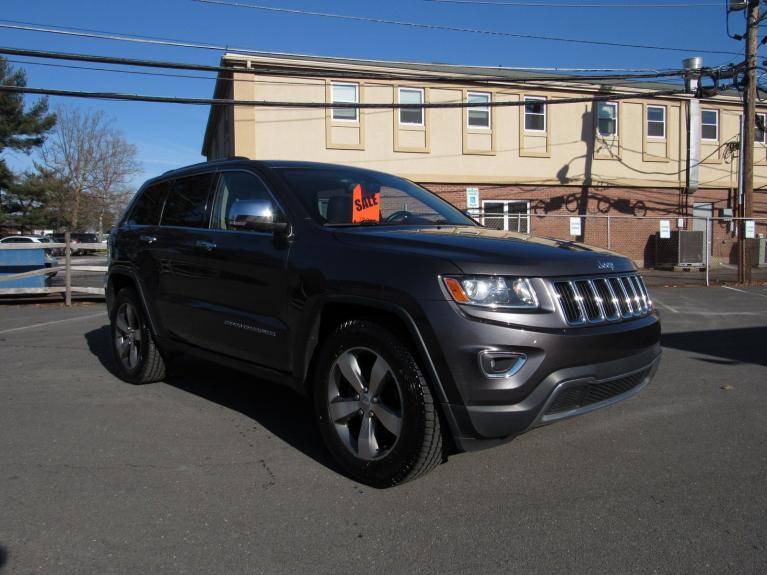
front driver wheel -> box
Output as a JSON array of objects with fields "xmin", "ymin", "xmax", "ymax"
[
  {"xmin": 314, "ymin": 320, "xmax": 444, "ymax": 487},
  {"xmin": 110, "ymin": 287, "xmax": 166, "ymax": 384}
]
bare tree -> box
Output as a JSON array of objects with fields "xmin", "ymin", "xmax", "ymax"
[{"xmin": 39, "ymin": 107, "xmax": 140, "ymax": 233}]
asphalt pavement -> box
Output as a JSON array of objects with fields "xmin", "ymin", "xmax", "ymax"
[{"xmin": 0, "ymin": 287, "xmax": 766, "ymax": 574}]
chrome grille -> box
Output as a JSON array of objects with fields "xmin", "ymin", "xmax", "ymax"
[{"xmin": 552, "ymin": 274, "xmax": 652, "ymax": 325}]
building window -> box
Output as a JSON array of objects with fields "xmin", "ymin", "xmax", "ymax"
[
  {"xmin": 467, "ymin": 92, "xmax": 491, "ymax": 128},
  {"xmin": 647, "ymin": 105, "xmax": 666, "ymax": 138},
  {"xmin": 399, "ymin": 87, "xmax": 424, "ymax": 126},
  {"xmin": 597, "ymin": 102, "xmax": 618, "ymax": 137},
  {"xmin": 331, "ymin": 82, "xmax": 359, "ymax": 122},
  {"xmin": 482, "ymin": 200, "xmax": 530, "ymax": 233},
  {"xmin": 701, "ymin": 109, "xmax": 719, "ymax": 141},
  {"xmin": 756, "ymin": 113, "xmax": 766, "ymax": 144},
  {"xmin": 524, "ymin": 97, "xmax": 546, "ymax": 132}
]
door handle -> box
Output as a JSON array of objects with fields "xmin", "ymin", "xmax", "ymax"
[
  {"xmin": 139, "ymin": 235, "xmax": 157, "ymax": 244},
  {"xmin": 195, "ymin": 240, "xmax": 216, "ymax": 251}
]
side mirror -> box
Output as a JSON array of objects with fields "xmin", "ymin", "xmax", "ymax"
[{"xmin": 227, "ymin": 199, "xmax": 290, "ymax": 235}]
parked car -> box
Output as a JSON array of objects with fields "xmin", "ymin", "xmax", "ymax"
[
  {"xmin": 107, "ymin": 160, "xmax": 661, "ymax": 487},
  {"xmin": 1, "ymin": 235, "xmax": 50, "ymax": 246},
  {"xmin": 47, "ymin": 233, "xmax": 101, "ymax": 256},
  {"xmin": 0, "ymin": 235, "xmax": 59, "ymax": 276}
]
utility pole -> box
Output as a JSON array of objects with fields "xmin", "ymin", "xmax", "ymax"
[{"xmin": 738, "ymin": 0, "xmax": 760, "ymax": 284}]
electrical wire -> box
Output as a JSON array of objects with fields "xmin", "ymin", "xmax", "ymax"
[
  {"xmin": 422, "ymin": 0, "xmax": 720, "ymax": 6},
  {"xmin": 0, "ymin": 46, "xmax": 693, "ymax": 86},
  {"xmin": 0, "ymin": 84, "xmax": 687, "ymax": 108},
  {"xmin": 191, "ymin": 0, "xmax": 742, "ymax": 55},
  {"xmin": 0, "ymin": 21, "xmax": 714, "ymax": 72},
  {"xmin": 5, "ymin": 57, "xmax": 691, "ymax": 92}
]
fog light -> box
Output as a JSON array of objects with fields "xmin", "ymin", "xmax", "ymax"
[{"xmin": 478, "ymin": 350, "xmax": 527, "ymax": 379}]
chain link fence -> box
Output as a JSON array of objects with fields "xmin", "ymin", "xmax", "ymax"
[{"xmin": 471, "ymin": 209, "xmax": 767, "ymax": 286}]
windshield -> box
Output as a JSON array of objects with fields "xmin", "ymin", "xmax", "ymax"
[{"xmin": 276, "ymin": 167, "xmax": 476, "ymax": 227}]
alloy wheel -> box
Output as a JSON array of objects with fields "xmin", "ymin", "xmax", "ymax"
[
  {"xmin": 327, "ymin": 347, "xmax": 403, "ymax": 461},
  {"xmin": 114, "ymin": 302, "xmax": 143, "ymax": 371}
]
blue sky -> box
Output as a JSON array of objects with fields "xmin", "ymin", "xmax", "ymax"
[{"xmin": 1, "ymin": 0, "xmax": 754, "ymax": 188}]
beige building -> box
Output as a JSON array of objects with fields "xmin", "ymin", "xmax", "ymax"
[{"xmin": 202, "ymin": 52, "xmax": 767, "ymax": 266}]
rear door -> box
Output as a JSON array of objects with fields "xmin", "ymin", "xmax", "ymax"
[
  {"xmin": 151, "ymin": 172, "xmax": 217, "ymax": 348},
  {"xmin": 118, "ymin": 180, "xmax": 170, "ymax": 326}
]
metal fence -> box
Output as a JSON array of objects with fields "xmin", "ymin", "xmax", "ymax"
[
  {"xmin": 0, "ymin": 232, "xmax": 107, "ymax": 304},
  {"xmin": 472, "ymin": 209, "xmax": 767, "ymax": 286}
]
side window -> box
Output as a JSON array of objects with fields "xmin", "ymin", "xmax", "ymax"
[
  {"xmin": 127, "ymin": 181, "xmax": 169, "ymax": 226},
  {"xmin": 161, "ymin": 173, "xmax": 214, "ymax": 228},
  {"xmin": 211, "ymin": 171, "xmax": 285, "ymax": 231}
]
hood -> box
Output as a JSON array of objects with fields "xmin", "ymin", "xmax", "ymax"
[{"xmin": 332, "ymin": 225, "xmax": 635, "ymax": 277}]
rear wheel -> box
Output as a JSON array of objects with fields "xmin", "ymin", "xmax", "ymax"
[
  {"xmin": 110, "ymin": 287, "xmax": 165, "ymax": 384},
  {"xmin": 314, "ymin": 320, "xmax": 444, "ymax": 487}
]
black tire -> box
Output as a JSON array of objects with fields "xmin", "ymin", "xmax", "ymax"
[
  {"xmin": 313, "ymin": 320, "xmax": 444, "ymax": 487},
  {"xmin": 110, "ymin": 287, "xmax": 166, "ymax": 384}
]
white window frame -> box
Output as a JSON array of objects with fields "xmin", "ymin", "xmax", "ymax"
[
  {"xmin": 398, "ymin": 87, "xmax": 425, "ymax": 127},
  {"xmin": 524, "ymin": 96, "xmax": 547, "ymax": 133},
  {"xmin": 481, "ymin": 200, "xmax": 530, "ymax": 233},
  {"xmin": 701, "ymin": 109, "xmax": 719, "ymax": 142},
  {"xmin": 756, "ymin": 112, "xmax": 766, "ymax": 144},
  {"xmin": 597, "ymin": 102, "xmax": 618, "ymax": 138},
  {"xmin": 331, "ymin": 82, "xmax": 359, "ymax": 123},
  {"xmin": 646, "ymin": 105, "xmax": 666, "ymax": 139},
  {"xmin": 467, "ymin": 91, "xmax": 491, "ymax": 129}
]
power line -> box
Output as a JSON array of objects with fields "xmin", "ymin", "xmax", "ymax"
[
  {"xmin": 422, "ymin": 0, "xmax": 719, "ymax": 7},
  {"xmin": 192, "ymin": 0, "xmax": 741, "ymax": 55},
  {"xmin": 5, "ymin": 58, "xmax": 225, "ymax": 83},
  {"xmin": 0, "ymin": 84, "xmax": 686, "ymax": 108},
  {"xmin": 0, "ymin": 21, "xmax": 700, "ymax": 73},
  {"xmin": 0, "ymin": 46, "xmax": 693, "ymax": 85},
  {"xmin": 1, "ymin": 57, "xmax": 691, "ymax": 103}
]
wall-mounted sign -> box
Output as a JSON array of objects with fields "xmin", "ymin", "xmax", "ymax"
[
  {"xmin": 466, "ymin": 187, "xmax": 479, "ymax": 209},
  {"xmin": 659, "ymin": 220, "xmax": 671, "ymax": 239},
  {"xmin": 745, "ymin": 220, "xmax": 756, "ymax": 239},
  {"xmin": 569, "ymin": 217, "xmax": 582, "ymax": 237}
]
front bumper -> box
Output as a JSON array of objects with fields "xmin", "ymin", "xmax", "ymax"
[
  {"xmin": 448, "ymin": 349, "xmax": 660, "ymax": 450},
  {"xmin": 416, "ymin": 300, "xmax": 661, "ymax": 450}
]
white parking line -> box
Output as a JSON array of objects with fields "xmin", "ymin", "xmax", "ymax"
[
  {"xmin": 651, "ymin": 298, "xmax": 679, "ymax": 314},
  {"xmin": 0, "ymin": 312, "xmax": 107, "ymax": 335},
  {"xmin": 722, "ymin": 286, "xmax": 767, "ymax": 299}
]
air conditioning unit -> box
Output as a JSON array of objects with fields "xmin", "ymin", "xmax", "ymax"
[
  {"xmin": 654, "ymin": 231, "xmax": 705, "ymax": 269},
  {"xmin": 757, "ymin": 237, "xmax": 767, "ymax": 267}
]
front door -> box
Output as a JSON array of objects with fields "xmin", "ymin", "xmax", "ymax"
[{"xmin": 193, "ymin": 169, "xmax": 292, "ymax": 371}]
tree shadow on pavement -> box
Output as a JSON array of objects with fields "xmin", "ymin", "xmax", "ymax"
[
  {"xmin": 662, "ymin": 326, "xmax": 767, "ymax": 367},
  {"xmin": 84, "ymin": 325, "xmax": 341, "ymax": 476}
]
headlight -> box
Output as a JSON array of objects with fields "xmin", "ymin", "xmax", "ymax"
[{"xmin": 443, "ymin": 276, "xmax": 539, "ymax": 309}]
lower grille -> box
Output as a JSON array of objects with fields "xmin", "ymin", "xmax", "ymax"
[{"xmin": 545, "ymin": 368, "xmax": 650, "ymax": 416}]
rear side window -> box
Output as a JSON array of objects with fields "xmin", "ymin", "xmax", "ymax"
[
  {"xmin": 210, "ymin": 171, "xmax": 285, "ymax": 230},
  {"xmin": 161, "ymin": 173, "xmax": 214, "ymax": 228},
  {"xmin": 128, "ymin": 181, "xmax": 169, "ymax": 226}
]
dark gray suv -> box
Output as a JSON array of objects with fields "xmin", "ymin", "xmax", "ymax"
[{"xmin": 107, "ymin": 159, "xmax": 661, "ymax": 487}]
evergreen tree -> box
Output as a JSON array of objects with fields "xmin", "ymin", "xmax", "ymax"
[
  {"xmin": 0, "ymin": 57, "xmax": 57, "ymax": 192},
  {"xmin": 4, "ymin": 169, "xmax": 68, "ymax": 232}
]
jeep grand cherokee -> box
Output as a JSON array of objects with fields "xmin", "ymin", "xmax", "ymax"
[{"xmin": 106, "ymin": 159, "xmax": 661, "ymax": 487}]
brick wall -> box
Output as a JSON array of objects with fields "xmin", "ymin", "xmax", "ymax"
[{"xmin": 423, "ymin": 183, "xmax": 767, "ymax": 267}]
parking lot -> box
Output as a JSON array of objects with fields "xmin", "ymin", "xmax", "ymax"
[{"xmin": 0, "ymin": 287, "xmax": 766, "ymax": 574}]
